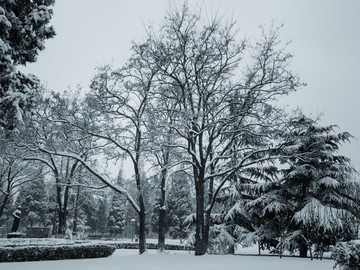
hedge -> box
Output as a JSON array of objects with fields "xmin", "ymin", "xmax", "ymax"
[
  {"xmin": 109, "ymin": 242, "xmax": 193, "ymax": 250},
  {"xmin": 332, "ymin": 240, "xmax": 360, "ymax": 270},
  {"xmin": 0, "ymin": 244, "xmax": 116, "ymax": 263}
]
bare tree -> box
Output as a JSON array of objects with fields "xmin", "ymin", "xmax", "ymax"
[
  {"xmin": 62, "ymin": 43, "xmax": 158, "ymax": 253},
  {"xmin": 140, "ymin": 4, "xmax": 301, "ymax": 255},
  {"xmin": 0, "ymin": 133, "xmax": 43, "ymax": 219},
  {"xmin": 23, "ymin": 92, "xmax": 94, "ymax": 234},
  {"xmin": 146, "ymin": 87, "xmax": 183, "ymax": 252}
]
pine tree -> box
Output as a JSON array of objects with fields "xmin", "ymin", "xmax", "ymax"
[
  {"xmin": 243, "ymin": 114, "xmax": 358, "ymax": 258},
  {"xmin": 107, "ymin": 192, "xmax": 126, "ymax": 237},
  {"xmin": 0, "ymin": 0, "xmax": 55, "ymax": 129},
  {"xmin": 167, "ymin": 172, "xmax": 194, "ymax": 242},
  {"xmin": 95, "ymin": 197, "xmax": 108, "ymax": 234},
  {"xmin": 16, "ymin": 177, "xmax": 51, "ymax": 227}
]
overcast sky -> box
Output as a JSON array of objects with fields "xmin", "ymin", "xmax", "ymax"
[{"xmin": 23, "ymin": 0, "xmax": 360, "ymax": 173}]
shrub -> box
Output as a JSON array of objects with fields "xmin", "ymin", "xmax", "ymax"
[
  {"xmin": 332, "ymin": 240, "xmax": 360, "ymax": 270},
  {"xmin": 106, "ymin": 242, "xmax": 192, "ymax": 251},
  {"xmin": 0, "ymin": 244, "xmax": 115, "ymax": 263}
]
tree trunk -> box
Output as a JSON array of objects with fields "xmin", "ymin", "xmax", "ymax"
[
  {"xmin": 195, "ymin": 179, "xmax": 207, "ymax": 255},
  {"xmin": 134, "ymin": 162, "xmax": 147, "ymax": 254},
  {"xmin": 0, "ymin": 178, "xmax": 11, "ymax": 219},
  {"xmin": 52, "ymin": 208, "xmax": 57, "ymax": 235},
  {"xmin": 72, "ymin": 185, "xmax": 80, "ymax": 234},
  {"xmin": 158, "ymin": 207, "xmax": 166, "ymax": 252},
  {"xmin": 0, "ymin": 193, "xmax": 9, "ymax": 218},
  {"xmin": 138, "ymin": 194, "xmax": 147, "ymax": 254},
  {"xmin": 157, "ymin": 166, "xmax": 167, "ymax": 252},
  {"xmin": 58, "ymin": 209, "xmax": 66, "ymax": 234},
  {"xmin": 299, "ymin": 243, "xmax": 308, "ymax": 258}
]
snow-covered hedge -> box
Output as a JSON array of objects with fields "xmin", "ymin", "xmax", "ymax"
[
  {"xmin": 0, "ymin": 244, "xmax": 116, "ymax": 263},
  {"xmin": 0, "ymin": 238, "xmax": 76, "ymax": 248},
  {"xmin": 109, "ymin": 242, "xmax": 193, "ymax": 250},
  {"xmin": 332, "ymin": 240, "xmax": 360, "ymax": 270}
]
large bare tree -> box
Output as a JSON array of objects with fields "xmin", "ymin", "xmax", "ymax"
[
  {"xmin": 64, "ymin": 42, "xmax": 158, "ymax": 253},
  {"xmin": 140, "ymin": 4, "xmax": 301, "ymax": 255}
]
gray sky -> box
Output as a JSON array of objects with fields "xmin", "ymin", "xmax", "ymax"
[{"xmin": 24, "ymin": 0, "xmax": 360, "ymax": 173}]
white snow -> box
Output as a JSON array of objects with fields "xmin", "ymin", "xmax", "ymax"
[{"xmin": 0, "ymin": 249, "xmax": 335, "ymax": 270}]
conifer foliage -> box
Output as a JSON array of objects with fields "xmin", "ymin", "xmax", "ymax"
[
  {"xmin": 107, "ymin": 193, "xmax": 126, "ymax": 237},
  {"xmin": 240, "ymin": 114, "xmax": 358, "ymax": 257},
  {"xmin": 0, "ymin": 0, "xmax": 55, "ymax": 130}
]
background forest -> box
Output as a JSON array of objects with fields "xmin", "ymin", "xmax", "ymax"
[{"xmin": 1, "ymin": 1, "xmax": 359, "ymax": 257}]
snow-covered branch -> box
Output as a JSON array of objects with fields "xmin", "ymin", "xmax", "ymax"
[{"xmin": 36, "ymin": 147, "xmax": 141, "ymax": 213}]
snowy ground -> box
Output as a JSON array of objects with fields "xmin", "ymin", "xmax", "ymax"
[
  {"xmin": 0, "ymin": 249, "xmax": 336, "ymax": 270},
  {"xmin": 0, "ymin": 238, "xmax": 336, "ymax": 269}
]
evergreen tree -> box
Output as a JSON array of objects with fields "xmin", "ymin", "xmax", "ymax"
[
  {"xmin": 167, "ymin": 172, "xmax": 194, "ymax": 242},
  {"xmin": 82, "ymin": 191, "xmax": 108, "ymax": 234},
  {"xmin": 95, "ymin": 198, "xmax": 108, "ymax": 234},
  {"xmin": 107, "ymin": 192, "xmax": 126, "ymax": 237},
  {"xmin": 16, "ymin": 177, "xmax": 51, "ymax": 227},
  {"xmin": 0, "ymin": 0, "xmax": 55, "ymax": 129},
  {"xmin": 242, "ymin": 114, "xmax": 358, "ymax": 258}
]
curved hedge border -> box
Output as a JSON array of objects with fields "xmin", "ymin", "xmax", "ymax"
[
  {"xmin": 332, "ymin": 240, "xmax": 360, "ymax": 270},
  {"xmin": 0, "ymin": 244, "xmax": 116, "ymax": 263}
]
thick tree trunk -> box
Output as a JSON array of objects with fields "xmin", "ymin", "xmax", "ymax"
[
  {"xmin": 195, "ymin": 180, "xmax": 208, "ymax": 255},
  {"xmin": 299, "ymin": 243, "xmax": 308, "ymax": 258},
  {"xmin": 58, "ymin": 209, "xmax": 66, "ymax": 234},
  {"xmin": 157, "ymin": 166, "xmax": 167, "ymax": 252},
  {"xmin": 158, "ymin": 208, "xmax": 166, "ymax": 252}
]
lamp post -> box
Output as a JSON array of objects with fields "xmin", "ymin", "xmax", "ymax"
[{"xmin": 131, "ymin": 219, "xmax": 135, "ymax": 242}]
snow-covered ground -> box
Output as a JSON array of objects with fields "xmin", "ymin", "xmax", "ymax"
[{"xmin": 0, "ymin": 249, "xmax": 335, "ymax": 270}]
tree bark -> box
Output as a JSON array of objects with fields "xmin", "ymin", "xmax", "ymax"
[
  {"xmin": 0, "ymin": 193, "xmax": 9, "ymax": 219},
  {"xmin": 58, "ymin": 209, "xmax": 66, "ymax": 234},
  {"xmin": 299, "ymin": 243, "xmax": 308, "ymax": 258},
  {"xmin": 157, "ymin": 166, "xmax": 167, "ymax": 252},
  {"xmin": 195, "ymin": 178, "xmax": 207, "ymax": 255},
  {"xmin": 72, "ymin": 185, "xmax": 80, "ymax": 234},
  {"xmin": 134, "ymin": 162, "xmax": 147, "ymax": 255},
  {"xmin": 138, "ymin": 194, "xmax": 147, "ymax": 254},
  {"xmin": 158, "ymin": 207, "xmax": 166, "ymax": 251}
]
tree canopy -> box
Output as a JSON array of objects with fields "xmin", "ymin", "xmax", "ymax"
[{"xmin": 0, "ymin": 0, "xmax": 55, "ymax": 130}]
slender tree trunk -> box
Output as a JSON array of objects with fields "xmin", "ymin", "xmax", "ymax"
[
  {"xmin": 55, "ymin": 176, "xmax": 66, "ymax": 234},
  {"xmin": 52, "ymin": 208, "xmax": 57, "ymax": 235},
  {"xmin": 138, "ymin": 194, "xmax": 147, "ymax": 254},
  {"xmin": 0, "ymin": 194, "xmax": 9, "ymax": 218},
  {"xmin": 72, "ymin": 185, "xmax": 80, "ymax": 234},
  {"xmin": 0, "ymin": 177, "xmax": 11, "ymax": 218},
  {"xmin": 134, "ymin": 163, "xmax": 147, "ymax": 254}
]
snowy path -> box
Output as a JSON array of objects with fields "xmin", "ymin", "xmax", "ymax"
[{"xmin": 0, "ymin": 249, "xmax": 335, "ymax": 270}]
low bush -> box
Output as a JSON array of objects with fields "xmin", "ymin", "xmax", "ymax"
[
  {"xmin": 0, "ymin": 244, "xmax": 115, "ymax": 263},
  {"xmin": 332, "ymin": 240, "xmax": 360, "ymax": 270},
  {"xmin": 109, "ymin": 242, "xmax": 192, "ymax": 250}
]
